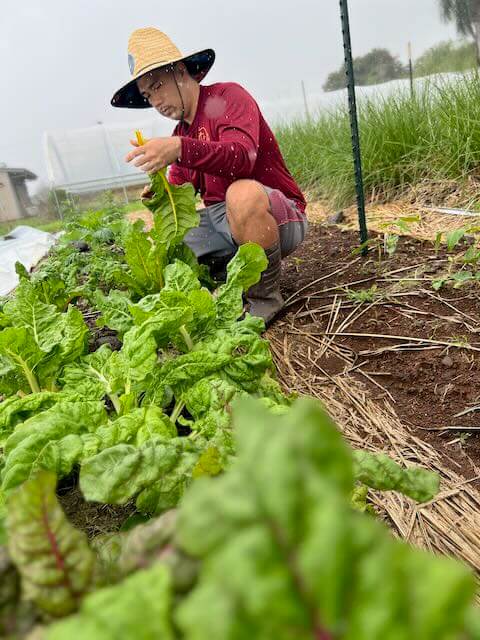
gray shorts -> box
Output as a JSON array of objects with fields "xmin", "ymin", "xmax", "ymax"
[{"xmin": 184, "ymin": 187, "xmax": 308, "ymax": 260}]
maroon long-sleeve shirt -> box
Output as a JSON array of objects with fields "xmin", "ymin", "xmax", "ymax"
[{"xmin": 168, "ymin": 82, "xmax": 306, "ymax": 221}]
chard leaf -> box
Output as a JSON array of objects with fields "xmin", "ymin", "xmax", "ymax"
[
  {"xmin": 113, "ymin": 406, "xmax": 177, "ymax": 445},
  {"xmin": 124, "ymin": 222, "xmax": 168, "ymax": 294},
  {"xmin": 145, "ymin": 173, "xmax": 199, "ymax": 246},
  {"xmin": 93, "ymin": 290, "xmax": 134, "ymax": 336},
  {"xmin": 3, "ymin": 281, "xmax": 62, "ymax": 350},
  {"xmin": 129, "ymin": 290, "xmax": 191, "ymax": 329},
  {"xmin": 0, "ymin": 327, "xmax": 43, "ymax": 394},
  {"xmin": 61, "ymin": 344, "xmax": 118, "ymax": 401},
  {"xmin": 163, "ymin": 259, "xmax": 201, "ymax": 293},
  {"xmin": 6, "ymin": 471, "xmax": 97, "ymax": 617},
  {"xmin": 183, "ymin": 377, "xmax": 241, "ymax": 420},
  {"xmin": 176, "ymin": 398, "xmax": 476, "ymax": 640},
  {"xmin": 202, "ymin": 332, "xmax": 273, "ymax": 392},
  {"xmin": 215, "ymin": 243, "xmax": 267, "ymax": 323},
  {"xmin": 0, "ymin": 391, "xmax": 60, "ymax": 443},
  {"xmin": 31, "ymin": 407, "xmax": 175, "ymax": 480},
  {"xmin": 44, "ymin": 565, "xmax": 174, "ymax": 640},
  {"xmin": 80, "ymin": 438, "xmax": 200, "ymax": 514},
  {"xmin": 353, "ymin": 451, "xmax": 440, "ymax": 503},
  {"xmin": 157, "ymin": 351, "xmax": 233, "ymax": 395},
  {"xmin": 2, "ymin": 400, "xmax": 107, "ymax": 491}
]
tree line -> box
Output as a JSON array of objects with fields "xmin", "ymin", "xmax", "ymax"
[{"xmin": 324, "ymin": 0, "xmax": 480, "ymax": 92}]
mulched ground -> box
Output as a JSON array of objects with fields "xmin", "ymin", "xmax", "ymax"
[{"xmin": 271, "ymin": 222, "xmax": 480, "ymax": 483}]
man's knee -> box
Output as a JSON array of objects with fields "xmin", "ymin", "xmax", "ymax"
[{"xmin": 225, "ymin": 180, "xmax": 268, "ymax": 223}]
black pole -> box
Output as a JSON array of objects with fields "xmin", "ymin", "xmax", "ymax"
[{"xmin": 339, "ymin": 0, "xmax": 368, "ymax": 252}]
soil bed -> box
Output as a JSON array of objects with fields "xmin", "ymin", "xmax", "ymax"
[{"xmin": 271, "ymin": 223, "xmax": 480, "ymax": 483}]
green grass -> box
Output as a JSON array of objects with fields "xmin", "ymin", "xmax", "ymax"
[
  {"xmin": 0, "ymin": 216, "xmax": 63, "ymax": 237},
  {"xmin": 415, "ymin": 40, "xmax": 476, "ymax": 78},
  {"xmin": 276, "ymin": 73, "xmax": 480, "ymax": 209}
]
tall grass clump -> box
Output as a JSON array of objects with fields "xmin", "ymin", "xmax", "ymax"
[
  {"xmin": 276, "ymin": 73, "xmax": 480, "ymax": 208},
  {"xmin": 415, "ymin": 40, "xmax": 476, "ymax": 78}
]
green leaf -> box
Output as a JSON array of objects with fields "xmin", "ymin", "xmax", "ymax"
[
  {"xmin": 163, "ymin": 259, "xmax": 201, "ymax": 293},
  {"xmin": 93, "ymin": 290, "xmax": 134, "ymax": 337},
  {"xmin": 176, "ymin": 397, "xmax": 476, "ymax": 640},
  {"xmin": 0, "ymin": 327, "xmax": 43, "ymax": 394},
  {"xmin": 80, "ymin": 438, "xmax": 200, "ymax": 514},
  {"xmin": 446, "ymin": 228, "xmax": 466, "ymax": 252},
  {"xmin": 44, "ymin": 564, "xmax": 174, "ymax": 640},
  {"xmin": 6, "ymin": 471, "xmax": 97, "ymax": 617},
  {"xmin": 157, "ymin": 351, "xmax": 233, "ymax": 396},
  {"xmin": 0, "ymin": 391, "xmax": 60, "ymax": 442},
  {"xmin": 183, "ymin": 376, "xmax": 242, "ymax": 420},
  {"xmin": 60, "ymin": 344, "xmax": 117, "ymax": 401},
  {"xmin": 3, "ymin": 281, "xmax": 62, "ymax": 350},
  {"xmin": 2, "ymin": 400, "xmax": 107, "ymax": 491},
  {"xmin": 0, "ymin": 287, "xmax": 88, "ymax": 393},
  {"xmin": 31, "ymin": 407, "xmax": 175, "ymax": 481},
  {"xmin": 202, "ymin": 331, "xmax": 273, "ymax": 392},
  {"xmin": 124, "ymin": 222, "xmax": 167, "ymax": 294},
  {"xmin": 215, "ymin": 243, "xmax": 268, "ymax": 323},
  {"xmin": 353, "ymin": 451, "xmax": 439, "ymax": 503},
  {"xmin": 146, "ymin": 171, "xmax": 200, "ymax": 246}
]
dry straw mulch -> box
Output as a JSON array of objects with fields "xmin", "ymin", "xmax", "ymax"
[{"xmin": 268, "ymin": 324, "xmax": 480, "ymax": 577}]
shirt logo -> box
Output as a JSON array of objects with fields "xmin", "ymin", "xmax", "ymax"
[{"xmin": 198, "ymin": 126, "xmax": 210, "ymax": 142}]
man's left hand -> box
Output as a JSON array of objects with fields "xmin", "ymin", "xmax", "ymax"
[{"xmin": 125, "ymin": 137, "xmax": 182, "ymax": 173}]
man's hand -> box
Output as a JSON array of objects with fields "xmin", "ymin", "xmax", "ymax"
[{"xmin": 126, "ymin": 137, "xmax": 182, "ymax": 174}]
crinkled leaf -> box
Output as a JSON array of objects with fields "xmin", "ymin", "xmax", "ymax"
[
  {"xmin": 2, "ymin": 400, "xmax": 107, "ymax": 491},
  {"xmin": 163, "ymin": 260, "xmax": 201, "ymax": 293},
  {"xmin": 0, "ymin": 391, "xmax": 60, "ymax": 444},
  {"xmin": 124, "ymin": 222, "xmax": 167, "ymax": 294},
  {"xmin": 353, "ymin": 451, "xmax": 440, "ymax": 503},
  {"xmin": 202, "ymin": 331, "xmax": 273, "ymax": 392},
  {"xmin": 215, "ymin": 243, "xmax": 267, "ymax": 323},
  {"xmin": 60, "ymin": 344, "xmax": 117, "ymax": 400},
  {"xmin": 158, "ymin": 351, "xmax": 232, "ymax": 396},
  {"xmin": 146, "ymin": 172, "xmax": 199, "ymax": 246},
  {"xmin": 0, "ymin": 328, "xmax": 43, "ymax": 394},
  {"xmin": 36, "ymin": 407, "xmax": 175, "ymax": 480},
  {"xmin": 80, "ymin": 438, "xmax": 200, "ymax": 514},
  {"xmin": 183, "ymin": 376, "xmax": 241, "ymax": 420},
  {"xmin": 93, "ymin": 290, "xmax": 133, "ymax": 337},
  {"xmin": 6, "ymin": 471, "xmax": 97, "ymax": 617},
  {"xmin": 3, "ymin": 281, "xmax": 62, "ymax": 350}
]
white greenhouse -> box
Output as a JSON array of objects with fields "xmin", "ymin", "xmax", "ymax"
[{"xmin": 43, "ymin": 117, "xmax": 171, "ymax": 204}]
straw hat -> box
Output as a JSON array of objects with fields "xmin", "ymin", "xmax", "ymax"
[{"xmin": 111, "ymin": 28, "xmax": 215, "ymax": 109}]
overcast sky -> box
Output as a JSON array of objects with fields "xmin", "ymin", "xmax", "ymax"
[{"xmin": 1, "ymin": 0, "xmax": 457, "ymax": 189}]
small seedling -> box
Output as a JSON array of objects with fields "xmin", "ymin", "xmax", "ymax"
[{"xmin": 346, "ymin": 285, "xmax": 378, "ymax": 304}]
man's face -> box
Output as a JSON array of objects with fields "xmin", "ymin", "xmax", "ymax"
[{"xmin": 137, "ymin": 66, "xmax": 184, "ymax": 120}]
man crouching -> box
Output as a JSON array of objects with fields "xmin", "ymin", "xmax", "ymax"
[{"xmin": 113, "ymin": 28, "xmax": 308, "ymax": 324}]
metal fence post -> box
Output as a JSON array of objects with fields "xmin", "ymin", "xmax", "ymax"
[{"xmin": 339, "ymin": 0, "xmax": 369, "ymax": 253}]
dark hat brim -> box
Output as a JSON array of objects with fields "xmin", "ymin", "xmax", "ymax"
[{"xmin": 111, "ymin": 48, "xmax": 215, "ymax": 109}]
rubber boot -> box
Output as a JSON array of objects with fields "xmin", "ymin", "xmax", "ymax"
[{"xmin": 246, "ymin": 243, "xmax": 284, "ymax": 325}]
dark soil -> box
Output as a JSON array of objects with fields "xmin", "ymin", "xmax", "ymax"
[
  {"xmin": 276, "ymin": 223, "xmax": 480, "ymax": 483},
  {"xmin": 57, "ymin": 473, "xmax": 135, "ymax": 538}
]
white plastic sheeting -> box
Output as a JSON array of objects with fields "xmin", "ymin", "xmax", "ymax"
[{"xmin": 0, "ymin": 226, "xmax": 57, "ymax": 296}]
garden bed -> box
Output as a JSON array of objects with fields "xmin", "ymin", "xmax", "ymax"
[{"xmin": 273, "ymin": 222, "xmax": 480, "ymax": 482}]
